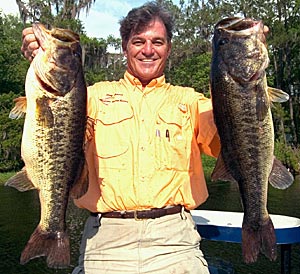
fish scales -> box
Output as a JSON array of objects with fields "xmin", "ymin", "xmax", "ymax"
[
  {"xmin": 214, "ymin": 75, "xmax": 273, "ymax": 220},
  {"xmin": 210, "ymin": 17, "xmax": 294, "ymax": 264},
  {"xmin": 5, "ymin": 23, "xmax": 88, "ymax": 269}
]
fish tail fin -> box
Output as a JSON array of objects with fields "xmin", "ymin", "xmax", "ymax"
[
  {"xmin": 242, "ymin": 217, "xmax": 277, "ymax": 263},
  {"xmin": 20, "ymin": 225, "xmax": 70, "ymax": 269},
  {"xmin": 260, "ymin": 217, "xmax": 277, "ymax": 261}
]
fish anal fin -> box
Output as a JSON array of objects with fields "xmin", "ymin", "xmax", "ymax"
[
  {"xmin": 269, "ymin": 157, "xmax": 294, "ymax": 189},
  {"xmin": 211, "ymin": 154, "xmax": 237, "ymax": 183},
  {"xmin": 9, "ymin": 96, "xmax": 27, "ymax": 119},
  {"xmin": 5, "ymin": 168, "xmax": 37, "ymax": 192},
  {"xmin": 70, "ymin": 160, "xmax": 89, "ymax": 199},
  {"xmin": 20, "ymin": 225, "xmax": 70, "ymax": 269}
]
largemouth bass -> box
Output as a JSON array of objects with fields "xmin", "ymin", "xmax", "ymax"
[
  {"xmin": 5, "ymin": 23, "xmax": 88, "ymax": 268},
  {"xmin": 210, "ymin": 17, "xmax": 294, "ymax": 263}
]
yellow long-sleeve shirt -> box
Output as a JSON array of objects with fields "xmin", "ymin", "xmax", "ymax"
[{"xmin": 74, "ymin": 71, "xmax": 220, "ymax": 212}]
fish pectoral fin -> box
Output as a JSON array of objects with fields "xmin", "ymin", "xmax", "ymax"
[
  {"xmin": 268, "ymin": 157, "xmax": 294, "ymax": 189},
  {"xmin": 5, "ymin": 168, "xmax": 37, "ymax": 192},
  {"xmin": 268, "ymin": 87, "xmax": 289, "ymax": 103},
  {"xmin": 9, "ymin": 96, "xmax": 27, "ymax": 119},
  {"xmin": 70, "ymin": 160, "xmax": 89, "ymax": 199},
  {"xmin": 211, "ymin": 155, "xmax": 237, "ymax": 183}
]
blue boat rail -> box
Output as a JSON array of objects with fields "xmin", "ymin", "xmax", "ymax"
[{"xmin": 191, "ymin": 210, "xmax": 300, "ymax": 274}]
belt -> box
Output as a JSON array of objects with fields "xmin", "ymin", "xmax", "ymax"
[{"xmin": 91, "ymin": 205, "xmax": 184, "ymax": 220}]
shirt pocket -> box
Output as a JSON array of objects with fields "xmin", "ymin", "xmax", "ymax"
[
  {"xmin": 155, "ymin": 105, "xmax": 192, "ymax": 171},
  {"xmin": 94, "ymin": 102, "xmax": 133, "ymax": 170}
]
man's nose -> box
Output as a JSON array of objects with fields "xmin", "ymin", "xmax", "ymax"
[{"xmin": 142, "ymin": 41, "xmax": 154, "ymax": 55}]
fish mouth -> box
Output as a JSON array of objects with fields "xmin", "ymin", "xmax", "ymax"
[
  {"xmin": 216, "ymin": 17, "xmax": 264, "ymax": 36},
  {"xmin": 214, "ymin": 17, "xmax": 268, "ymax": 82},
  {"xmin": 33, "ymin": 23, "xmax": 80, "ymax": 45},
  {"xmin": 31, "ymin": 24, "xmax": 82, "ymax": 96}
]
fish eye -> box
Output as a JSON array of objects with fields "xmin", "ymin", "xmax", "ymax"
[
  {"xmin": 73, "ymin": 51, "xmax": 81, "ymax": 58},
  {"xmin": 219, "ymin": 38, "xmax": 229, "ymax": 46}
]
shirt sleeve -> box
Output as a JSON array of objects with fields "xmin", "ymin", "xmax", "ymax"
[{"xmin": 191, "ymin": 94, "xmax": 221, "ymax": 158}]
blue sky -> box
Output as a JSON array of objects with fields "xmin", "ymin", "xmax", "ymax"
[{"xmin": 0, "ymin": 0, "xmax": 180, "ymax": 39}]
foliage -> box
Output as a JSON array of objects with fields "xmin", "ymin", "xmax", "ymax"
[
  {"xmin": 168, "ymin": 52, "xmax": 211, "ymax": 95},
  {"xmin": 0, "ymin": 14, "xmax": 28, "ymax": 171},
  {"xmin": 0, "ymin": 13, "xmax": 29, "ymax": 95},
  {"xmin": 80, "ymin": 34, "xmax": 125, "ymax": 84},
  {"xmin": 0, "ymin": 92, "xmax": 24, "ymax": 172},
  {"xmin": 16, "ymin": 0, "xmax": 95, "ymax": 32},
  {"xmin": 0, "ymin": 172, "xmax": 15, "ymax": 185},
  {"xmin": 274, "ymin": 139, "xmax": 300, "ymax": 175},
  {"xmin": 201, "ymin": 154, "xmax": 217, "ymax": 179}
]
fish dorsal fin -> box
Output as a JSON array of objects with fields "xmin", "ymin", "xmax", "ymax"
[
  {"xmin": 268, "ymin": 157, "xmax": 294, "ymax": 189},
  {"xmin": 211, "ymin": 154, "xmax": 237, "ymax": 183},
  {"xmin": 268, "ymin": 87, "xmax": 289, "ymax": 103},
  {"xmin": 9, "ymin": 96, "xmax": 27, "ymax": 119},
  {"xmin": 5, "ymin": 167, "xmax": 37, "ymax": 192}
]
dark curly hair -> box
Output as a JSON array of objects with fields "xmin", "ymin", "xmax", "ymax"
[{"xmin": 119, "ymin": 1, "xmax": 174, "ymax": 51}]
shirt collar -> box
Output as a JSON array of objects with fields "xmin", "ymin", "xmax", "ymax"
[{"xmin": 123, "ymin": 71, "xmax": 166, "ymax": 89}]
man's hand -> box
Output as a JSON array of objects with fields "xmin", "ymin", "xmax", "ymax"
[{"xmin": 21, "ymin": 27, "xmax": 40, "ymax": 62}]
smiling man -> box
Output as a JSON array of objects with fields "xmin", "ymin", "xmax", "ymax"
[
  {"xmin": 21, "ymin": 2, "xmax": 221, "ymax": 273},
  {"xmin": 123, "ymin": 18, "xmax": 171, "ymax": 87}
]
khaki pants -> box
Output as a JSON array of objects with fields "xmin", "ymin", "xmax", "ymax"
[{"xmin": 72, "ymin": 209, "xmax": 209, "ymax": 274}]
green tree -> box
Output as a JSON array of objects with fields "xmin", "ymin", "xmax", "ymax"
[
  {"xmin": 0, "ymin": 13, "xmax": 29, "ymax": 95},
  {"xmin": 0, "ymin": 13, "xmax": 28, "ymax": 171},
  {"xmin": 169, "ymin": 53, "xmax": 211, "ymax": 95},
  {"xmin": 16, "ymin": 0, "xmax": 96, "ymax": 29},
  {"xmin": 0, "ymin": 92, "xmax": 24, "ymax": 172},
  {"xmin": 167, "ymin": 0, "xmax": 236, "ymax": 86}
]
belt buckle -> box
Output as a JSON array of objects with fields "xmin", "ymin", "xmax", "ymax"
[{"xmin": 134, "ymin": 210, "xmax": 144, "ymax": 221}]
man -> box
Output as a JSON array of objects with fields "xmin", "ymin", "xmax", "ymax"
[{"xmin": 21, "ymin": 2, "xmax": 220, "ymax": 273}]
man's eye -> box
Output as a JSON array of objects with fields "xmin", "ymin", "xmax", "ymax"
[{"xmin": 133, "ymin": 41, "xmax": 143, "ymax": 46}]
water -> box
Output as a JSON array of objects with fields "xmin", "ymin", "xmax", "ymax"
[
  {"xmin": 0, "ymin": 185, "xmax": 88, "ymax": 274},
  {"xmin": 0, "ymin": 176, "xmax": 299, "ymax": 274}
]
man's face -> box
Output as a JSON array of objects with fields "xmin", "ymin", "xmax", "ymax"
[{"xmin": 124, "ymin": 19, "xmax": 171, "ymax": 86}]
